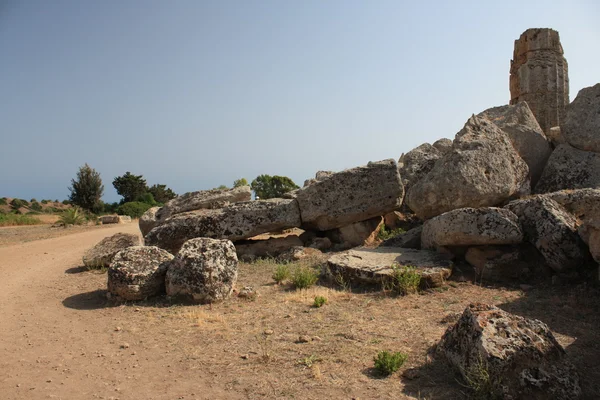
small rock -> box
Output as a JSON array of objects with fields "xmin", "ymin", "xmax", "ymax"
[
  {"xmin": 241, "ymin": 354, "xmax": 249, "ymax": 359},
  {"xmin": 297, "ymin": 335, "xmax": 310, "ymax": 343},
  {"xmin": 120, "ymin": 343, "xmax": 130, "ymax": 349},
  {"xmin": 312, "ymin": 336, "xmax": 322, "ymax": 341},
  {"xmin": 263, "ymin": 329, "xmax": 274, "ymax": 335},
  {"xmin": 114, "ymin": 327, "xmax": 122, "ymax": 332}
]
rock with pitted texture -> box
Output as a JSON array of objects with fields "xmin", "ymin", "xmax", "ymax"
[
  {"xmin": 437, "ymin": 303, "xmax": 581, "ymax": 400},
  {"xmin": 578, "ymin": 220, "xmax": 600, "ymax": 264},
  {"xmin": 421, "ymin": 207, "xmax": 523, "ymax": 250},
  {"xmin": 325, "ymin": 216, "xmax": 383, "ymax": 250},
  {"xmin": 295, "ymin": 159, "xmax": 404, "ymax": 231},
  {"xmin": 83, "ymin": 233, "xmax": 142, "ymax": 269},
  {"xmin": 478, "ymin": 102, "xmax": 552, "ymax": 185},
  {"xmin": 510, "ymin": 28, "xmax": 569, "ymax": 134},
  {"xmin": 145, "ymin": 198, "xmax": 302, "ymax": 254},
  {"xmin": 505, "ymin": 196, "xmax": 592, "ymax": 272},
  {"xmin": 107, "ymin": 246, "xmax": 174, "ymax": 301},
  {"xmin": 398, "ymin": 143, "xmax": 441, "ymax": 194},
  {"xmin": 546, "ymin": 188, "xmax": 600, "ymax": 222},
  {"xmin": 139, "ymin": 206, "xmax": 160, "ymax": 236},
  {"xmin": 535, "ymin": 144, "xmax": 600, "ymax": 193},
  {"xmin": 562, "ymin": 83, "xmax": 600, "ymax": 153},
  {"xmin": 99, "ymin": 215, "xmax": 120, "ymax": 224},
  {"xmin": 166, "ymin": 238, "xmax": 238, "ymax": 303},
  {"xmin": 464, "ymin": 244, "xmax": 548, "ymax": 283},
  {"xmin": 235, "ymin": 235, "xmax": 303, "ymax": 262},
  {"xmin": 380, "ymin": 226, "xmax": 422, "ymax": 249},
  {"xmin": 406, "ymin": 115, "xmax": 530, "ymax": 220},
  {"xmin": 432, "ymin": 138, "xmax": 452, "ymax": 154}
]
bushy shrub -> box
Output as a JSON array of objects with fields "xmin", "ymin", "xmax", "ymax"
[
  {"xmin": 58, "ymin": 207, "xmax": 86, "ymax": 226},
  {"xmin": 30, "ymin": 201, "xmax": 42, "ymax": 212},
  {"xmin": 377, "ymin": 225, "xmax": 406, "ymax": 241},
  {"xmin": 313, "ymin": 296, "xmax": 327, "ymax": 308},
  {"xmin": 62, "ymin": 200, "xmax": 71, "ymax": 205},
  {"xmin": 41, "ymin": 199, "xmax": 49, "ymax": 204},
  {"xmin": 10, "ymin": 198, "xmax": 25, "ymax": 211},
  {"xmin": 292, "ymin": 266, "xmax": 319, "ymax": 289},
  {"xmin": 391, "ymin": 264, "xmax": 421, "ymax": 295},
  {"xmin": 0, "ymin": 213, "xmax": 42, "ymax": 226},
  {"xmin": 117, "ymin": 201, "xmax": 153, "ymax": 218},
  {"xmin": 272, "ymin": 264, "xmax": 290, "ymax": 284},
  {"xmin": 135, "ymin": 192, "xmax": 157, "ymax": 206},
  {"xmin": 0, "ymin": 197, "xmax": 7, "ymax": 205},
  {"xmin": 373, "ymin": 351, "xmax": 408, "ymax": 376}
]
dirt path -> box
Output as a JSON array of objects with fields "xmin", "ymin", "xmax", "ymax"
[{"xmin": 0, "ymin": 223, "xmax": 236, "ymax": 400}]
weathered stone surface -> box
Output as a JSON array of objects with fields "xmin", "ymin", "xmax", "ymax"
[
  {"xmin": 506, "ymin": 196, "xmax": 591, "ymax": 272},
  {"xmin": 578, "ymin": 220, "xmax": 600, "ymax": 263},
  {"xmin": 139, "ymin": 206, "xmax": 160, "ymax": 236},
  {"xmin": 546, "ymin": 188, "xmax": 600, "ymax": 222},
  {"xmin": 437, "ymin": 303, "xmax": 581, "ymax": 400},
  {"xmin": 464, "ymin": 244, "xmax": 548, "ymax": 283},
  {"xmin": 325, "ymin": 247, "xmax": 453, "ymax": 288},
  {"xmin": 295, "ymin": 159, "xmax": 404, "ymax": 231},
  {"xmin": 325, "ymin": 216, "xmax": 383, "ymax": 250},
  {"xmin": 478, "ymin": 102, "xmax": 552, "ymax": 185},
  {"xmin": 118, "ymin": 215, "xmax": 132, "ymax": 223},
  {"xmin": 406, "ymin": 116, "xmax": 530, "ymax": 219},
  {"xmin": 303, "ymin": 171, "xmax": 334, "ymax": 187},
  {"xmin": 235, "ymin": 235, "xmax": 303, "ymax": 262},
  {"xmin": 398, "ymin": 143, "xmax": 441, "ymax": 194},
  {"xmin": 383, "ymin": 211, "xmax": 420, "ymax": 231},
  {"xmin": 107, "ymin": 246, "xmax": 174, "ymax": 301},
  {"xmin": 145, "ymin": 199, "xmax": 302, "ymax": 254},
  {"xmin": 432, "ymin": 138, "xmax": 452, "ymax": 154},
  {"xmin": 83, "ymin": 233, "xmax": 142, "ymax": 268},
  {"xmin": 547, "ymin": 126, "xmax": 566, "ymax": 146},
  {"xmin": 166, "ymin": 238, "xmax": 238, "ymax": 303},
  {"xmin": 278, "ymin": 246, "xmax": 324, "ymax": 262},
  {"xmin": 99, "ymin": 215, "xmax": 119, "ymax": 224},
  {"xmin": 306, "ymin": 236, "xmax": 332, "ymax": 251},
  {"xmin": 380, "ymin": 226, "xmax": 422, "ymax": 249},
  {"xmin": 563, "ymin": 83, "xmax": 600, "ymax": 153},
  {"xmin": 422, "ymin": 208, "xmax": 523, "ymax": 250},
  {"xmin": 156, "ymin": 186, "xmax": 251, "ymax": 221},
  {"xmin": 510, "ymin": 28, "xmax": 569, "ymax": 134},
  {"xmin": 535, "ymin": 144, "xmax": 600, "ymax": 193}
]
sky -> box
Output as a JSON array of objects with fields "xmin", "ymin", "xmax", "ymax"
[{"xmin": 1, "ymin": 0, "xmax": 599, "ymax": 203}]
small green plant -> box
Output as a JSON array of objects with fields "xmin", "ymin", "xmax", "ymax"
[
  {"xmin": 292, "ymin": 266, "xmax": 319, "ymax": 289},
  {"xmin": 373, "ymin": 350, "xmax": 408, "ymax": 376},
  {"xmin": 272, "ymin": 264, "xmax": 290, "ymax": 284},
  {"xmin": 297, "ymin": 354, "xmax": 322, "ymax": 368},
  {"xmin": 57, "ymin": 207, "xmax": 86, "ymax": 226},
  {"xmin": 377, "ymin": 225, "xmax": 406, "ymax": 241},
  {"xmin": 116, "ymin": 201, "xmax": 153, "ymax": 218},
  {"xmin": 390, "ymin": 264, "xmax": 421, "ymax": 295},
  {"xmin": 461, "ymin": 355, "xmax": 502, "ymax": 399},
  {"xmin": 313, "ymin": 295, "xmax": 327, "ymax": 308}
]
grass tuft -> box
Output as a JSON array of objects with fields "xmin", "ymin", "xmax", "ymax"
[
  {"xmin": 0, "ymin": 213, "xmax": 42, "ymax": 227},
  {"xmin": 373, "ymin": 350, "xmax": 408, "ymax": 376},
  {"xmin": 377, "ymin": 225, "xmax": 406, "ymax": 241},
  {"xmin": 391, "ymin": 264, "xmax": 421, "ymax": 295},
  {"xmin": 313, "ymin": 295, "xmax": 327, "ymax": 308},
  {"xmin": 292, "ymin": 265, "xmax": 319, "ymax": 289},
  {"xmin": 272, "ymin": 263, "xmax": 291, "ymax": 284}
]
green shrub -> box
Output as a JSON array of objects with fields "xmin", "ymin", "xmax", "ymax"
[
  {"xmin": 0, "ymin": 197, "xmax": 7, "ymax": 205},
  {"xmin": 272, "ymin": 264, "xmax": 291, "ymax": 284},
  {"xmin": 9, "ymin": 198, "xmax": 25, "ymax": 211},
  {"xmin": 117, "ymin": 201, "xmax": 153, "ymax": 218},
  {"xmin": 62, "ymin": 200, "xmax": 71, "ymax": 205},
  {"xmin": 57, "ymin": 207, "xmax": 86, "ymax": 226},
  {"xmin": 30, "ymin": 201, "xmax": 42, "ymax": 212},
  {"xmin": 0, "ymin": 213, "xmax": 42, "ymax": 226},
  {"xmin": 313, "ymin": 296, "xmax": 327, "ymax": 308},
  {"xmin": 41, "ymin": 199, "xmax": 49, "ymax": 204},
  {"xmin": 390, "ymin": 264, "xmax": 421, "ymax": 295},
  {"xmin": 373, "ymin": 351, "xmax": 408, "ymax": 376},
  {"xmin": 292, "ymin": 266, "xmax": 319, "ymax": 289},
  {"xmin": 377, "ymin": 225, "xmax": 405, "ymax": 241}
]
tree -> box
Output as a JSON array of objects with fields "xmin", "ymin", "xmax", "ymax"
[
  {"xmin": 250, "ymin": 175, "xmax": 299, "ymax": 199},
  {"xmin": 68, "ymin": 163, "xmax": 104, "ymax": 212},
  {"xmin": 216, "ymin": 185, "xmax": 228, "ymax": 190},
  {"xmin": 148, "ymin": 184, "xmax": 177, "ymax": 203},
  {"xmin": 113, "ymin": 172, "xmax": 147, "ymax": 203},
  {"xmin": 233, "ymin": 178, "xmax": 248, "ymax": 188}
]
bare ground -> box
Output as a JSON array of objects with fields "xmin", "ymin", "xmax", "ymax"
[{"xmin": 1, "ymin": 223, "xmax": 599, "ymax": 399}]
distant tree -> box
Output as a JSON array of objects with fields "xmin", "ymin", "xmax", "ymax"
[
  {"xmin": 147, "ymin": 184, "xmax": 176, "ymax": 204},
  {"xmin": 10, "ymin": 198, "xmax": 25, "ymax": 212},
  {"xmin": 117, "ymin": 201, "xmax": 153, "ymax": 218},
  {"xmin": 251, "ymin": 175, "xmax": 299, "ymax": 199},
  {"xmin": 113, "ymin": 172, "xmax": 147, "ymax": 203},
  {"xmin": 68, "ymin": 164, "xmax": 104, "ymax": 212},
  {"xmin": 216, "ymin": 185, "xmax": 228, "ymax": 190},
  {"xmin": 233, "ymin": 178, "xmax": 248, "ymax": 188}
]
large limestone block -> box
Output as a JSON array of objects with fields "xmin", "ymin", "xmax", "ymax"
[
  {"xmin": 437, "ymin": 304, "xmax": 580, "ymax": 400},
  {"xmin": 406, "ymin": 115, "xmax": 529, "ymax": 219},
  {"xmin": 166, "ymin": 238, "xmax": 238, "ymax": 303},
  {"xmin": 156, "ymin": 185, "xmax": 251, "ymax": 221},
  {"xmin": 99, "ymin": 215, "xmax": 119, "ymax": 224},
  {"xmin": 83, "ymin": 233, "xmax": 142, "ymax": 269},
  {"xmin": 535, "ymin": 144, "xmax": 600, "ymax": 193},
  {"xmin": 235, "ymin": 235, "xmax": 303, "ymax": 262},
  {"xmin": 398, "ymin": 143, "xmax": 441, "ymax": 193},
  {"xmin": 295, "ymin": 159, "xmax": 404, "ymax": 231},
  {"xmin": 325, "ymin": 216, "xmax": 383, "ymax": 250},
  {"xmin": 139, "ymin": 206, "xmax": 161, "ymax": 236},
  {"xmin": 563, "ymin": 83, "xmax": 600, "ymax": 153},
  {"xmin": 325, "ymin": 247, "xmax": 452, "ymax": 288},
  {"xmin": 380, "ymin": 226, "xmax": 422, "ymax": 249},
  {"xmin": 145, "ymin": 199, "xmax": 301, "ymax": 254},
  {"xmin": 505, "ymin": 196, "xmax": 591, "ymax": 272},
  {"xmin": 107, "ymin": 246, "xmax": 174, "ymax": 301},
  {"xmin": 421, "ymin": 207, "xmax": 523, "ymax": 249},
  {"xmin": 546, "ymin": 188, "xmax": 600, "ymax": 222},
  {"xmin": 478, "ymin": 102, "xmax": 552, "ymax": 185}
]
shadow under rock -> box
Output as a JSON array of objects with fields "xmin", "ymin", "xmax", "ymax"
[
  {"xmin": 62, "ymin": 289, "xmax": 115, "ymax": 310},
  {"xmin": 64, "ymin": 265, "xmax": 88, "ymax": 274}
]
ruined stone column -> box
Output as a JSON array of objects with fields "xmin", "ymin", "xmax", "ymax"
[{"xmin": 509, "ymin": 28, "xmax": 569, "ymax": 134}]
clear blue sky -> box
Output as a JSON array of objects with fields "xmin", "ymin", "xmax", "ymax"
[{"xmin": 1, "ymin": 0, "xmax": 599, "ymax": 203}]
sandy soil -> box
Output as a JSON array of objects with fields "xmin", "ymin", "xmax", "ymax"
[{"xmin": 1, "ymin": 224, "xmax": 599, "ymax": 399}]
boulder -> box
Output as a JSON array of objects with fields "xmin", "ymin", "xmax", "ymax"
[
  {"xmin": 303, "ymin": 171, "xmax": 333, "ymax": 188},
  {"xmin": 478, "ymin": 102, "xmax": 552, "ymax": 186},
  {"xmin": 464, "ymin": 244, "xmax": 547, "ymax": 283},
  {"xmin": 278, "ymin": 246, "xmax": 324, "ymax": 262},
  {"xmin": 505, "ymin": 196, "xmax": 592, "ymax": 272},
  {"xmin": 295, "ymin": 159, "xmax": 404, "ymax": 231},
  {"xmin": 578, "ymin": 220, "xmax": 600, "ymax": 264},
  {"xmin": 562, "ymin": 83, "xmax": 600, "ymax": 153},
  {"xmin": 82, "ymin": 233, "xmax": 142, "ymax": 269},
  {"xmin": 406, "ymin": 115, "xmax": 530, "ymax": 219},
  {"xmin": 156, "ymin": 185, "xmax": 251, "ymax": 222},
  {"xmin": 306, "ymin": 237, "xmax": 332, "ymax": 251},
  {"xmin": 398, "ymin": 143, "xmax": 441, "ymax": 194},
  {"xmin": 380, "ymin": 226, "xmax": 422, "ymax": 249},
  {"xmin": 118, "ymin": 215, "xmax": 131, "ymax": 223},
  {"xmin": 139, "ymin": 206, "xmax": 161, "ymax": 236},
  {"xmin": 437, "ymin": 303, "xmax": 581, "ymax": 400},
  {"xmin": 235, "ymin": 235, "xmax": 303, "ymax": 262},
  {"xmin": 99, "ymin": 215, "xmax": 120, "ymax": 224},
  {"xmin": 546, "ymin": 188, "xmax": 600, "ymax": 222},
  {"xmin": 145, "ymin": 199, "xmax": 302, "ymax": 254},
  {"xmin": 325, "ymin": 216, "xmax": 383, "ymax": 250},
  {"xmin": 432, "ymin": 138, "xmax": 452, "ymax": 154},
  {"xmin": 547, "ymin": 126, "xmax": 566, "ymax": 146},
  {"xmin": 421, "ymin": 207, "xmax": 523, "ymax": 250},
  {"xmin": 107, "ymin": 246, "xmax": 174, "ymax": 301},
  {"xmin": 535, "ymin": 144, "xmax": 600, "ymax": 193},
  {"xmin": 383, "ymin": 211, "xmax": 420, "ymax": 231},
  {"xmin": 325, "ymin": 247, "xmax": 453, "ymax": 288},
  {"xmin": 166, "ymin": 238, "xmax": 238, "ymax": 303}
]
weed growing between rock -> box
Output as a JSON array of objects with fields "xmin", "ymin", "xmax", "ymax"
[
  {"xmin": 391, "ymin": 264, "xmax": 421, "ymax": 295},
  {"xmin": 377, "ymin": 225, "xmax": 406, "ymax": 241}
]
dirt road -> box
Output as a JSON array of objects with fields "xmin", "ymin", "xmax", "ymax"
[{"xmin": 0, "ymin": 223, "xmax": 237, "ymax": 400}]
